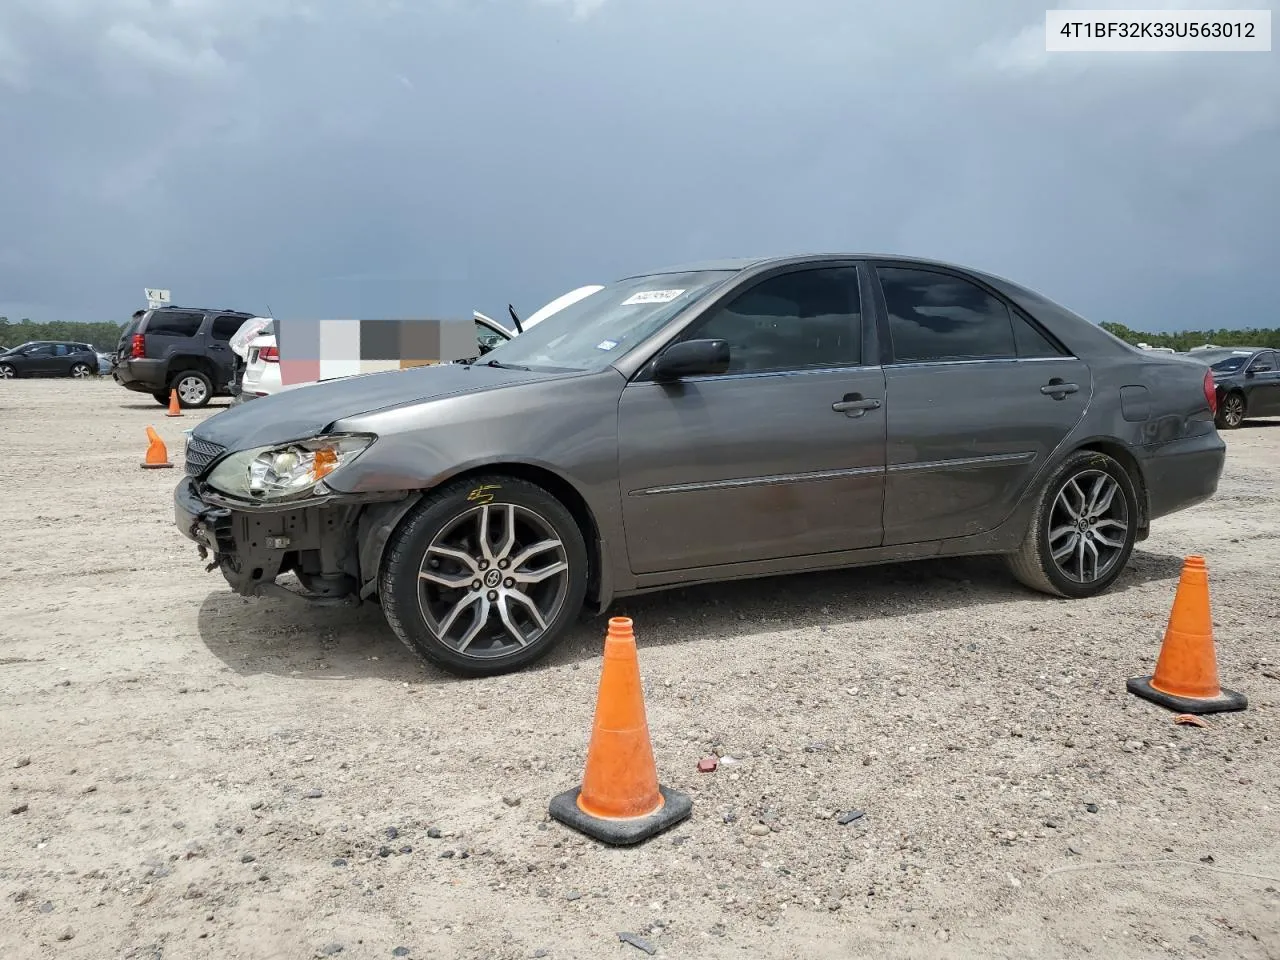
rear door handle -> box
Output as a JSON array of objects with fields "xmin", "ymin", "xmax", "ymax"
[
  {"xmin": 1041, "ymin": 379, "xmax": 1079, "ymax": 399},
  {"xmin": 832, "ymin": 394, "xmax": 882, "ymax": 417}
]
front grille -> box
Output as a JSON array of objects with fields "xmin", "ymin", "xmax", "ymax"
[{"xmin": 184, "ymin": 436, "xmax": 227, "ymax": 477}]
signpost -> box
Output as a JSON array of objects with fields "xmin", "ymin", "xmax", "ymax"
[{"xmin": 144, "ymin": 288, "xmax": 171, "ymax": 310}]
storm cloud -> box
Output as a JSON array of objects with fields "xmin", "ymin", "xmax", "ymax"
[{"xmin": 1, "ymin": 0, "xmax": 1276, "ymax": 330}]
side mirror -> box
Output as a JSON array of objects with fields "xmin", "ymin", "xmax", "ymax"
[{"xmin": 652, "ymin": 339, "xmax": 730, "ymax": 381}]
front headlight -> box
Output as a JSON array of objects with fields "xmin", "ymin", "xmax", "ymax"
[{"xmin": 205, "ymin": 434, "xmax": 375, "ymax": 501}]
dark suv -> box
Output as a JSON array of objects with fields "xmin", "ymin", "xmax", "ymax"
[
  {"xmin": 113, "ymin": 306, "xmax": 255, "ymax": 408},
  {"xmin": 0, "ymin": 341, "xmax": 101, "ymax": 379}
]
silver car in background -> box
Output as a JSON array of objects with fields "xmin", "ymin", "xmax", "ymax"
[{"xmin": 176, "ymin": 254, "xmax": 1225, "ymax": 677}]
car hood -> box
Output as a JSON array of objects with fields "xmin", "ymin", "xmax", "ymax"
[{"xmin": 193, "ymin": 362, "xmax": 555, "ymax": 451}]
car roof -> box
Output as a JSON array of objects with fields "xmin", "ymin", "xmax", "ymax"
[
  {"xmin": 619, "ymin": 253, "xmax": 1029, "ymax": 281},
  {"xmin": 147, "ymin": 305, "xmax": 254, "ymax": 315}
]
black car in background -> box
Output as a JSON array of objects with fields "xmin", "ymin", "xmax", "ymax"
[
  {"xmin": 1186, "ymin": 347, "xmax": 1280, "ymax": 429},
  {"xmin": 0, "ymin": 341, "xmax": 101, "ymax": 379},
  {"xmin": 113, "ymin": 305, "xmax": 255, "ymax": 408}
]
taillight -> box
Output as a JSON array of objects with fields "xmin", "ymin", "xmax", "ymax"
[
  {"xmin": 259, "ymin": 346, "xmax": 279, "ymax": 363},
  {"xmin": 1203, "ymin": 369, "xmax": 1217, "ymax": 414},
  {"xmin": 130, "ymin": 333, "xmax": 145, "ymax": 359}
]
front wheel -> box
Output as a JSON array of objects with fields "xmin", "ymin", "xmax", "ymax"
[
  {"xmin": 70, "ymin": 362, "xmax": 94, "ymax": 378},
  {"xmin": 1005, "ymin": 450, "xmax": 1139, "ymax": 599},
  {"xmin": 379, "ymin": 475, "xmax": 589, "ymax": 677},
  {"xmin": 1216, "ymin": 391, "xmax": 1245, "ymax": 430}
]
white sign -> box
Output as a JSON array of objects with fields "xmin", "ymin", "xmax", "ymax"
[
  {"xmin": 621, "ymin": 289, "xmax": 685, "ymax": 306},
  {"xmin": 145, "ymin": 288, "xmax": 171, "ymax": 308}
]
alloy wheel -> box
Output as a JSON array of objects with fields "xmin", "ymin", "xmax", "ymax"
[
  {"xmin": 1047, "ymin": 468, "xmax": 1131, "ymax": 585},
  {"xmin": 1222, "ymin": 394, "xmax": 1244, "ymax": 428},
  {"xmin": 416, "ymin": 502, "xmax": 571, "ymax": 659},
  {"xmin": 0, "ymin": 365, "xmax": 13, "ymax": 379},
  {"xmin": 71, "ymin": 364, "xmax": 92, "ymax": 378},
  {"xmin": 176, "ymin": 375, "xmax": 208, "ymax": 406}
]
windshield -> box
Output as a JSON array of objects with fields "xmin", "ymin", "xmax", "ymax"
[
  {"xmin": 478, "ymin": 270, "xmax": 737, "ymax": 372},
  {"xmin": 1199, "ymin": 351, "xmax": 1255, "ymax": 372}
]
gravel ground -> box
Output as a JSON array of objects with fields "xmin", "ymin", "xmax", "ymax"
[{"xmin": 1, "ymin": 378, "xmax": 1278, "ymax": 960}]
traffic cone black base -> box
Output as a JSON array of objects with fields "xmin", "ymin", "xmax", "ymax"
[
  {"xmin": 549, "ymin": 785, "xmax": 692, "ymax": 847},
  {"xmin": 1126, "ymin": 677, "xmax": 1247, "ymax": 715}
]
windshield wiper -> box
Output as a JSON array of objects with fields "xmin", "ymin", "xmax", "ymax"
[{"xmin": 485, "ymin": 359, "xmax": 530, "ymax": 371}]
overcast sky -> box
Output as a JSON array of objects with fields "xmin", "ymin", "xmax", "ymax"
[{"xmin": 0, "ymin": 0, "xmax": 1276, "ymax": 331}]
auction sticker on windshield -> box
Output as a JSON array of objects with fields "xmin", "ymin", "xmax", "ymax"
[
  {"xmin": 622, "ymin": 289, "xmax": 685, "ymax": 305},
  {"xmin": 596, "ymin": 339, "xmax": 619, "ymax": 351}
]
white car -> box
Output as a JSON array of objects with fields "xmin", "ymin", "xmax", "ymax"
[{"xmin": 231, "ymin": 286, "xmax": 602, "ymax": 404}]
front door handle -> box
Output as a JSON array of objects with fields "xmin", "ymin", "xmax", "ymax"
[
  {"xmin": 832, "ymin": 393, "xmax": 882, "ymax": 417},
  {"xmin": 1041, "ymin": 378, "xmax": 1079, "ymax": 399}
]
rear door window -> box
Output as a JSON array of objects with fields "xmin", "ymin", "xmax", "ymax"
[
  {"xmin": 146, "ymin": 311, "xmax": 204, "ymax": 338},
  {"xmin": 878, "ymin": 266, "xmax": 1016, "ymax": 363}
]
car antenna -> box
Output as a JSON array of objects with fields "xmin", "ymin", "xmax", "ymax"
[{"xmin": 507, "ymin": 304, "xmax": 523, "ymax": 334}]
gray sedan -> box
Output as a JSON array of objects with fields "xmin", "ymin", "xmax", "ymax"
[{"xmin": 176, "ymin": 254, "xmax": 1226, "ymax": 677}]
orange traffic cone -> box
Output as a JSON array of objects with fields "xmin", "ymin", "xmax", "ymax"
[
  {"xmin": 1127, "ymin": 555, "xmax": 1246, "ymax": 714},
  {"xmin": 165, "ymin": 388, "xmax": 183, "ymax": 417},
  {"xmin": 140, "ymin": 426, "xmax": 174, "ymax": 470},
  {"xmin": 548, "ymin": 617, "xmax": 691, "ymax": 845}
]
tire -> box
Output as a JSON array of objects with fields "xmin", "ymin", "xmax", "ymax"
[
  {"xmin": 1005, "ymin": 449, "xmax": 1139, "ymax": 599},
  {"xmin": 1215, "ymin": 391, "xmax": 1245, "ymax": 430},
  {"xmin": 70, "ymin": 362, "xmax": 94, "ymax": 378},
  {"xmin": 171, "ymin": 370, "xmax": 213, "ymax": 408},
  {"xmin": 379, "ymin": 474, "xmax": 589, "ymax": 677},
  {"xmin": 0, "ymin": 363, "xmax": 14, "ymax": 379}
]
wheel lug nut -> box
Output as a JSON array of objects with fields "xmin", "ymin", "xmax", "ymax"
[
  {"xmin": 498, "ymin": 559, "xmax": 508, "ymax": 569},
  {"xmin": 504, "ymin": 578, "xmax": 514, "ymax": 588},
  {"xmin": 478, "ymin": 560, "xmax": 488, "ymax": 571},
  {"xmin": 487, "ymin": 590, "xmax": 498, "ymax": 601},
  {"xmin": 472, "ymin": 580, "xmax": 482, "ymax": 591}
]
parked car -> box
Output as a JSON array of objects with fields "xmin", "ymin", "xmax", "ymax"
[
  {"xmin": 174, "ymin": 254, "xmax": 1225, "ymax": 677},
  {"xmin": 231, "ymin": 287, "xmax": 604, "ymax": 404},
  {"xmin": 0, "ymin": 341, "xmax": 100, "ymax": 379},
  {"xmin": 1182, "ymin": 346, "xmax": 1280, "ymax": 429},
  {"xmin": 113, "ymin": 306, "xmax": 256, "ymax": 408},
  {"xmin": 96, "ymin": 351, "xmax": 114, "ymax": 375}
]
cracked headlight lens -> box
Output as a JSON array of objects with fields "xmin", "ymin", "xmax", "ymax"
[{"xmin": 206, "ymin": 434, "xmax": 374, "ymax": 500}]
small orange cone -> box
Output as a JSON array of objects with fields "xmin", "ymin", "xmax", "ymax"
[
  {"xmin": 140, "ymin": 426, "xmax": 174, "ymax": 469},
  {"xmin": 549, "ymin": 617, "xmax": 691, "ymax": 845},
  {"xmin": 165, "ymin": 388, "xmax": 183, "ymax": 417},
  {"xmin": 1127, "ymin": 555, "xmax": 1246, "ymax": 714}
]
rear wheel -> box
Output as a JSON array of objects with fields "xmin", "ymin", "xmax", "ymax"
[
  {"xmin": 1006, "ymin": 450, "xmax": 1138, "ymax": 599},
  {"xmin": 1216, "ymin": 391, "xmax": 1245, "ymax": 430},
  {"xmin": 0, "ymin": 363, "xmax": 14, "ymax": 379},
  {"xmin": 379, "ymin": 475, "xmax": 588, "ymax": 677},
  {"xmin": 171, "ymin": 370, "xmax": 213, "ymax": 408}
]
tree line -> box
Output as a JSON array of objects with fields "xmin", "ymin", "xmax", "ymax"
[
  {"xmin": 1100, "ymin": 322, "xmax": 1280, "ymax": 351},
  {"xmin": 3, "ymin": 313, "xmax": 1278, "ymax": 355},
  {"xmin": 0, "ymin": 317, "xmax": 126, "ymax": 352}
]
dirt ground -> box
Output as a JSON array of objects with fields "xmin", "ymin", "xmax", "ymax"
[{"xmin": 1, "ymin": 377, "xmax": 1277, "ymax": 960}]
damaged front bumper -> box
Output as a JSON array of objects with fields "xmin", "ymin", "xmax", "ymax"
[{"xmin": 173, "ymin": 477, "xmax": 412, "ymax": 605}]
